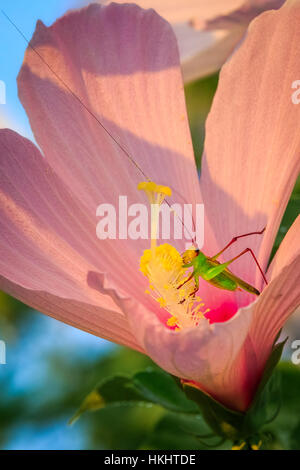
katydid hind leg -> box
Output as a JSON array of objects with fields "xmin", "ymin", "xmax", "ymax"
[
  {"xmin": 210, "ymin": 247, "xmax": 267, "ymax": 292},
  {"xmin": 202, "ymin": 261, "xmax": 232, "ymax": 281},
  {"xmin": 211, "ymin": 228, "xmax": 265, "ymax": 261},
  {"xmin": 222, "ymin": 247, "xmax": 268, "ymax": 287},
  {"xmin": 235, "ymin": 276, "xmax": 260, "ymax": 296}
]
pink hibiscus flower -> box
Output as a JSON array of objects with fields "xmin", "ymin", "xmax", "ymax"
[{"xmin": 0, "ymin": 2, "xmax": 299, "ymax": 412}]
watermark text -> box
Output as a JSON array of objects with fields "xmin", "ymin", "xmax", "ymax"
[
  {"xmin": 0, "ymin": 340, "xmax": 6, "ymax": 365},
  {"xmin": 0, "ymin": 80, "xmax": 6, "ymax": 104},
  {"xmin": 96, "ymin": 197, "xmax": 204, "ymax": 248},
  {"xmin": 291, "ymin": 340, "xmax": 300, "ymax": 365}
]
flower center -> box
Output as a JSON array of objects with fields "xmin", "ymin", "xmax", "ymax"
[{"xmin": 138, "ymin": 181, "xmax": 209, "ymax": 330}]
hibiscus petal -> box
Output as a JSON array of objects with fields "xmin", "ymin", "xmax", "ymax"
[
  {"xmin": 267, "ymin": 215, "xmax": 300, "ymax": 280},
  {"xmin": 0, "ymin": 275, "xmax": 140, "ymax": 351},
  {"xmin": 202, "ymin": 0, "xmax": 284, "ymax": 30},
  {"xmin": 269, "ymin": 216, "xmax": 300, "ymax": 342},
  {"xmin": 222, "ymin": 242, "xmax": 300, "ymax": 410},
  {"xmin": 175, "ymin": 26, "xmax": 245, "ymax": 84},
  {"xmin": 103, "ymin": 1, "xmax": 284, "ymax": 82},
  {"xmin": 0, "ymin": 128, "xmax": 139, "ymax": 349},
  {"xmin": 17, "ymin": 2, "xmax": 201, "ymax": 233},
  {"xmin": 248, "ymin": 215, "xmax": 300, "ymax": 364},
  {"xmin": 201, "ymin": 1, "xmax": 300, "ymax": 292},
  {"xmin": 249, "ymin": 253, "xmax": 300, "ymax": 374},
  {"xmin": 121, "ymin": 294, "xmax": 253, "ymax": 411},
  {"xmin": 225, "ymin": 249, "xmax": 300, "ymax": 409}
]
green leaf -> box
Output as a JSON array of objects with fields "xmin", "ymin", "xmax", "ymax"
[
  {"xmin": 174, "ymin": 412, "xmax": 214, "ymax": 437},
  {"xmin": 92, "ymin": 403, "xmax": 165, "ymax": 450},
  {"xmin": 289, "ymin": 421, "xmax": 300, "ymax": 450},
  {"xmin": 263, "ymin": 362, "xmax": 300, "ymax": 449},
  {"xmin": 141, "ymin": 414, "xmax": 205, "ymax": 450},
  {"xmin": 95, "ymin": 375, "xmax": 144, "ymax": 403},
  {"xmin": 70, "ymin": 340, "xmax": 289, "ymax": 447},
  {"xmin": 70, "ymin": 369, "xmax": 198, "ymax": 425},
  {"xmin": 141, "ymin": 413, "xmax": 230, "ymax": 450},
  {"xmin": 182, "ymin": 383, "xmax": 245, "ymax": 440},
  {"xmin": 69, "ymin": 389, "xmax": 104, "ymax": 425},
  {"xmin": 182, "ymin": 340, "xmax": 287, "ymax": 441},
  {"xmin": 69, "ymin": 375, "xmax": 145, "ymax": 424},
  {"xmin": 133, "ymin": 369, "xmax": 199, "ymax": 414}
]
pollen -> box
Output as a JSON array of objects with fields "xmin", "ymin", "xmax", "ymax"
[{"xmin": 141, "ymin": 244, "xmax": 182, "ymax": 275}]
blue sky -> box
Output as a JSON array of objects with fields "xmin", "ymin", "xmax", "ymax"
[
  {"xmin": 0, "ymin": 0, "xmax": 86, "ymax": 138},
  {"xmin": 1, "ymin": 310, "xmax": 115, "ymax": 449}
]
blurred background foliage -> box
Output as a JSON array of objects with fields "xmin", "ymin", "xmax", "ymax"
[
  {"xmin": 0, "ymin": 1, "xmax": 299, "ymax": 451},
  {"xmin": 0, "ymin": 72, "xmax": 299, "ymax": 450}
]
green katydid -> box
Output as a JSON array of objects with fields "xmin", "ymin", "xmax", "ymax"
[{"xmin": 179, "ymin": 228, "xmax": 268, "ymax": 299}]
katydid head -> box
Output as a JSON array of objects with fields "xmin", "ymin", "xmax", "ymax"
[
  {"xmin": 182, "ymin": 248, "xmax": 206, "ymax": 267},
  {"xmin": 182, "ymin": 248, "xmax": 199, "ymax": 265}
]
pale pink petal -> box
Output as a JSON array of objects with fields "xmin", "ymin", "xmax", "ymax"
[
  {"xmin": 100, "ymin": 0, "xmax": 284, "ymax": 82},
  {"xmin": 0, "ymin": 275, "xmax": 141, "ymax": 351},
  {"xmin": 245, "ymin": 253, "xmax": 300, "ymax": 399},
  {"xmin": 120, "ymin": 294, "xmax": 253, "ymax": 411},
  {"xmin": 221, "ymin": 247, "xmax": 300, "ymax": 410},
  {"xmin": 270, "ymin": 217, "xmax": 300, "ymax": 342},
  {"xmin": 17, "ymin": 3, "xmax": 202, "ymax": 237},
  {"xmin": 203, "ymin": 0, "xmax": 284, "ymax": 30},
  {"xmin": 175, "ymin": 26, "xmax": 245, "ymax": 83},
  {"xmin": 231, "ymin": 217, "xmax": 300, "ymax": 399},
  {"xmin": 267, "ymin": 215, "xmax": 300, "ymax": 280},
  {"xmin": 0, "ymin": 129, "xmax": 139, "ymax": 349},
  {"xmin": 104, "ymin": 0, "xmax": 245, "ymax": 24},
  {"xmin": 248, "ymin": 217, "xmax": 300, "ymax": 362},
  {"xmin": 201, "ymin": 1, "xmax": 300, "ymax": 299}
]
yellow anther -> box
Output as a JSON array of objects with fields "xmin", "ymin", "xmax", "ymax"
[{"xmin": 138, "ymin": 181, "xmax": 172, "ymax": 197}]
